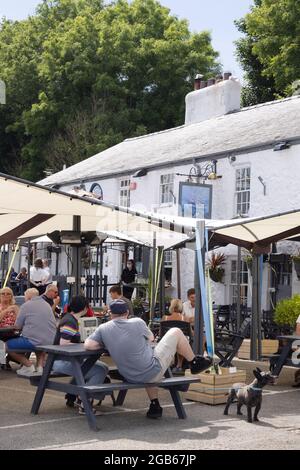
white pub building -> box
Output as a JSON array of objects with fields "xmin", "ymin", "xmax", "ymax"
[{"xmin": 40, "ymin": 74, "xmax": 300, "ymax": 309}]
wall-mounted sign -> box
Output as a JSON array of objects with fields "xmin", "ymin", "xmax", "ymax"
[
  {"xmin": 90, "ymin": 183, "xmax": 103, "ymax": 200},
  {"xmin": 179, "ymin": 182, "xmax": 212, "ymax": 219}
]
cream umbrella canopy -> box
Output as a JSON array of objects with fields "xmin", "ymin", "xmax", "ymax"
[{"xmin": 0, "ymin": 173, "xmax": 194, "ymax": 248}]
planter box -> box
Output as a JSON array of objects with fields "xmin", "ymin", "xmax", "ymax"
[
  {"xmin": 238, "ymin": 339, "xmax": 279, "ymax": 359},
  {"xmin": 184, "ymin": 369, "xmax": 247, "ymax": 405}
]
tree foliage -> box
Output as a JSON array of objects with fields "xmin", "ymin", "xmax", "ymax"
[
  {"xmin": 235, "ymin": 0, "xmax": 300, "ymax": 106},
  {"xmin": 0, "ymin": 0, "xmax": 220, "ymax": 181}
]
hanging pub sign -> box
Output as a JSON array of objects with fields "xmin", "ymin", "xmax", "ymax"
[{"xmin": 178, "ymin": 182, "xmax": 212, "ymax": 219}]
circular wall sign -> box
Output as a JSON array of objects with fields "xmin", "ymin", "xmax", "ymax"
[{"xmin": 90, "ymin": 183, "xmax": 103, "ymax": 200}]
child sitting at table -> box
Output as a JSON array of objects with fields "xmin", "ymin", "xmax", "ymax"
[{"xmin": 52, "ymin": 295, "xmax": 108, "ymax": 415}]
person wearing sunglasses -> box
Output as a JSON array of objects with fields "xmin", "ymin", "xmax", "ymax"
[
  {"xmin": 0, "ymin": 287, "xmax": 19, "ymax": 328},
  {"xmin": 42, "ymin": 284, "xmax": 61, "ymax": 318},
  {"xmin": 0, "ymin": 287, "xmax": 19, "ymax": 371}
]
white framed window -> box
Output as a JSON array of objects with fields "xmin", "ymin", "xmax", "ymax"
[
  {"xmin": 235, "ymin": 167, "xmax": 251, "ymax": 216},
  {"xmin": 160, "ymin": 174, "xmax": 174, "ymax": 205},
  {"xmin": 164, "ymin": 250, "xmax": 173, "ymax": 268},
  {"xmin": 119, "ymin": 178, "xmax": 131, "ymax": 207},
  {"xmin": 230, "ymin": 259, "xmax": 248, "ymax": 306}
]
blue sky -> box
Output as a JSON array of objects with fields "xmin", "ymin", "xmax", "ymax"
[{"xmin": 0, "ymin": 0, "xmax": 254, "ymax": 79}]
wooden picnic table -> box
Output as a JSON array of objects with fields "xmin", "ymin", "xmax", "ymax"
[
  {"xmin": 270, "ymin": 335, "xmax": 300, "ymax": 376},
  {"xmin": 30, "ymin": 343, "xmax": 200, "ymax": 431},
  {"xmin": 0, "ymin": 326, "xmax": 21, "ymax": 342}
]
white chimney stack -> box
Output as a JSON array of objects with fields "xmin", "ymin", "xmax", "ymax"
[{"xmin": 185, "ymin": 74, "xmax": 242, "ymax": 125}]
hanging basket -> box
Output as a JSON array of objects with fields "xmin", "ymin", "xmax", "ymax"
[{"xmin": 209, "ymin": 268, "xmax": 224, "ymax": 283}]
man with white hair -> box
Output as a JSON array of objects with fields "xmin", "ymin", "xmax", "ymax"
[{"xmin": 24, "ymin": 288, "xmax": 39, "ymax": 302}]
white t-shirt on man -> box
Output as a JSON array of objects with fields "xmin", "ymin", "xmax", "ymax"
[{"xmin": 296, "ymin": 315, "xmax": 300, "ymax": 324}]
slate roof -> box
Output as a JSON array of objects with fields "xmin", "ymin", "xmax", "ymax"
[{"xmin": 40, "ymin": 95, "xmax": 300, "ymax": 187}]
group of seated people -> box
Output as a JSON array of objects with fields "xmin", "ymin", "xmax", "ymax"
[
  {"xmin": 7, "ymin": 258, "xmax": 52, "ymax": 296},
  {"xmin": 0, "ymin": 282, "xmax": 211, "ymax": 419}
]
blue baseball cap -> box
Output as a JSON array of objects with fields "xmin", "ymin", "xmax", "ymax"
[{"xmin": 110, "ymin": 299, "xmax": 128, "ymax": 315}]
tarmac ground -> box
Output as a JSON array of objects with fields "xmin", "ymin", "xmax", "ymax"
[{"xmin": 0, "ymin": 368, "xmax": 299, "ymax": 450}]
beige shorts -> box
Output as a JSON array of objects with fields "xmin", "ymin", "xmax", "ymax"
[{"xmin": 149, "ymin": 329, "xmax": 179, "ymax": 382}]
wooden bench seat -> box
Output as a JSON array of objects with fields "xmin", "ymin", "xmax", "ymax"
[{"xmin": 77, "ymin": 376, "xmax": 200, "ymax": 414}]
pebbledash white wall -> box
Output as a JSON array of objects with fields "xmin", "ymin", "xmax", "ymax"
[{"xmin": 58, "ymin": 142, "xmax": 300, "ymax": 305}]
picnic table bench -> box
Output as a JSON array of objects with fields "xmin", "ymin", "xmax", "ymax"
[
  {"xmin": 269, "ymin": 335, "xmax": 300, "ymax": 376},
  {"xmin": 29, "ymin": 344, "xmax": 200, "ymax": 431}
]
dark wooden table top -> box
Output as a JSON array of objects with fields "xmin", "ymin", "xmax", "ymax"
[
  {"xmin": 35, "ymin": 344, "xmax": 103, "ymax": 356},
  {"xmin": 0, "ymin": 327, "xmax": 20, "ymax": 332},
  {"xmin": 277, "ymin": 335, "xmax": 300, "ymax": 341}
]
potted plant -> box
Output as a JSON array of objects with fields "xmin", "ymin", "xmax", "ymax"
[
  {"xmin": 132, "ymin": 297, "xmax": 144, "ymax": 317},
  {"xmin": 207, "ymin": 252, "xmax": 226, "ymax": 283},
  {"xmin": 274, "ymin": 294, "xmax": 300, "ymax": 330},
  {"xmin": 291, "ymin": 252, "xmax": 300, "ymax": 279}
]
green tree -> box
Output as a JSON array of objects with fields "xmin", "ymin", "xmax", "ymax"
[
  {"xmin": 235, "ymin": 0, "xmax": 300, "ymax": 106},
  {"xmin": 0, "ymin": 0, "xmax": 220, "ymax": 181}
]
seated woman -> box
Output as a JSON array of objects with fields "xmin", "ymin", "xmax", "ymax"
[
  {"xmin": 0, "ymin": 287, "xmax": 19, "ymax": 328},
  {"xmin": 163, "ymin": 299, "xmax": 184, "ymax": 322},
  {"xmin": 162, "ymin": 299, "xmax": 186, "ymax": 374},
  {"xmin": 52, "ymin": 296, "xmax": 109, "ymax": 415},
  {"xmin": 0, "ymin": 287, "xmax": 19, "ymax": 371}
]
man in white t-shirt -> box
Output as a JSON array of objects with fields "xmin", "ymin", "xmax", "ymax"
[{"xmin": 182, "ymin": 288, "xmax": 195, "ymax": 326}]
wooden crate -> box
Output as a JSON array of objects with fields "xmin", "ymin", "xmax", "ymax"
[
  {"xmin": 184, "ymin": 369, "xmax": 247, "ymax": 405},
  {"xmin": 238, "ymin": 339, "xmax": 279, "ymax": 359}
]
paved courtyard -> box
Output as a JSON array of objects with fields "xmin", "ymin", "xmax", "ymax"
[{"xmin": 0, "ymin": 369, "xmax": 299, "ymax": 450}]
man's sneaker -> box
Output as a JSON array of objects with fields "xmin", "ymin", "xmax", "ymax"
[
  {"xmin": 146, "ymin": 402, "xmax": 163, "ymax": 419},
  {"xmin": 78, "ymin": 402, "xmax": 102, "ymax": 416},
  {"xmin": 190, "ymin": 356, "xmax": 212, "ymax": 375},
  {"xmin": 66, "ymin": 397, "xmax": 75, "ymax": 408},
  {"xmin": 16, "ymin": 364, "xmax": 36, "ymax": 377}
]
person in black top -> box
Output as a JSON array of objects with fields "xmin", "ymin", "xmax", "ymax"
[
  {"xmin": 121, "ymin": 259, "xmax": 137, "ymax": 300},
  {"xmin": 41, "ymin": 284, "xmax": 61, "ymax": 318},
  {"xmin": 52, "ymin": 296, "xmax": 108, "ymax": 414}
]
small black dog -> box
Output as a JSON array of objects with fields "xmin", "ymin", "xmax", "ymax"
[{"xmin": 224, "ymin": 367, "xmax": 276, "ymax": 423}]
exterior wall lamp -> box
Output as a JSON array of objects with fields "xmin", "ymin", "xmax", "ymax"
[
  {"xmin": 273, "ymin": 141, "xmax": 290, "ymax": 151},
  {"xmin": 133, "ymin": 168, "xmax": 148, "ymax": 177}
]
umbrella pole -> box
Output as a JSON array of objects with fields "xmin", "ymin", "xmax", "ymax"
[
  {"xmin": 158, "ymin": 247, "xmax": 165, "ymax": 318},
  {"xmin": 250, "ymin": 254, "xmax": 259, "ymax": 360},
  {"xmin": 236, "ymin": 246, "xmax": 241, "ymax": 332},
  {"xmin": 27, "ymin": 241, "xmax": 31, "ymax": 289},
  {"xmin": 150, "ymin": 233, "xmax": 157, "ymax": 321},
  {"xmin": 72, "ymin": 216, "xmax": 81, "ymax": 296},
  {"xmin": 176, "ymin": 249, "xmax": 181, "ymax": 299},
  {"xmin": 257, "ymin": 255, "xmax": 263, "ymax": 360},
  {"xmin": 3, "ymin": 240, "xmax": 20, "ymax": 288},
  {"xmin": 194, "ymin": 221, "xmax": 205, "ymax": 356}
]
